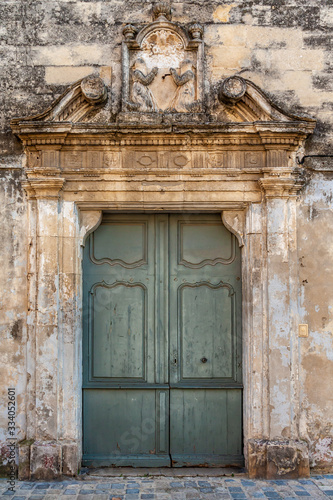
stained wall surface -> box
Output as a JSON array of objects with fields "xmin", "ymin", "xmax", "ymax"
[
  {"xmin": 0, "ymin": 0, "xmax": 332, "ymax": 474},
  {"xmin": 298, "ymin": 173, "xmax": 333, "ymax": 470}
]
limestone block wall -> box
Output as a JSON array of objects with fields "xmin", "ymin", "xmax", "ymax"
[{"xmin": 0, "ymin": 0, "xmax": 332, "ymax": 475}]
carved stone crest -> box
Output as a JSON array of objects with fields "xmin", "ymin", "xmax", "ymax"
[{"xmin": 122, "ymin": 3, "xmax": 203, "ymax": 113}]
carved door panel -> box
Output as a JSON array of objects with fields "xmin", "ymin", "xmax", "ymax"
[{"xmin": 82, "ymin": 214, "xmax": 242, "ymax": 467}]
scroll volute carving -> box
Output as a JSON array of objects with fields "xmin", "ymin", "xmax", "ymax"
[
  {"xmin": 222, "ymin": 211, "xmax": 246, "ymax": 248},
  {"xmin": 122, "ymin": 4, "xmax": 203, "ymax": 113},
  {"xmin": 79, "ymin": 210, "xmax": 103, "ymax": 247}
]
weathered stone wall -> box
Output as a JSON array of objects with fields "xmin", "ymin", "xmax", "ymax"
[
  {"xmin": 0, "ymin": 0, "xmax": 332, "ymax": 475},
  {"xmin": 298, "ymin": 169, "xmax": 333, "ymax": 471},
  {"xmin": 0, "ymin": 170, "xmax": 27, "ymax": 475}
]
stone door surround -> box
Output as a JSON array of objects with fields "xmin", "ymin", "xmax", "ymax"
[{"xmin": 11, "ymin": 110, "xmax": 314, "ymax": 480}]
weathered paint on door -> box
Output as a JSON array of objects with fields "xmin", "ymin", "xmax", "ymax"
[{"xmin": 82, "ymin": 214, "xmax": 243, "ymax": 467}]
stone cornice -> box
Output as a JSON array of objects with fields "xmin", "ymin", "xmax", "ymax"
[{"xmin": 11, "ymin": 121, "xmax": 316, "ymax": 148}]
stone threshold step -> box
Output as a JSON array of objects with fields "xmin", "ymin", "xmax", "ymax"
[{"xmin": 85, "ymin": 466, "xmax": 245, "ymax": 477}]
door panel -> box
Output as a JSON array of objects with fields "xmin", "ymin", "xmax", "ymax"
[
  {"xmin": 83, "ymin": 389, "xmax": 169, "ymax": 466},
  {"xmin": 91, "ymin": 283, "xmax": 146, "ymax": 380},
  {"xmin": 178, "ymin": 221, "xmax": 236, "ymax": 267},
  {"xmin": 83, "ymin": 213, "xmax": 243, "ymax": 467},
  {"xmin": 170, "ymin": 389, "xmax": 243, "ymax": 466},
  {"xmin": 92, "ymin": 221, "xmax": 148, "ymax": 267},
  {"xmin": 179, "ymin": 283, "xmax": 234, "ymax": 380}
]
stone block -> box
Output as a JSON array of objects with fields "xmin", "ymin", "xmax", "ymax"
[
  {"xmin": 270, "ymin": 49, "xmax": 324, "ymax": 72},
  {"xmin": 248, "ymin": 439, "xmax": 310, "ymax": 479},
  {"xmin": 267, "ymin": 440, "xmax": 310, "ymax": 479},
  {"xmin": 18, "ymin": 443, "xmax": 30, "ymax": 480},
  {"xmin": 29, "ymin": 44, "xmax": 111, "ymax": 66},
  {"xmin": 0, "ymin": 442, "xmax": 12, "ymax": 478},
  {"xmin": 62, "ymin": 443, "xmax": 79, "ymax": 476},
  {"xmin": 30, "ymin": 442, "xmax": 61, "ymax": 480},
  {"xmin": 210, "ymin": 46, "xmax": 251, "ymax": 70},
  {"xmin": 248, "ymin": 439, "xmax": 267, "ymax": 479},
  {"xmin": 45, "ymin": 66, "xmax": 97, "ymax": 85}
]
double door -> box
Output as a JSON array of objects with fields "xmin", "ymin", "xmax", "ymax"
[{"xmin": 82, "ymin": 213, "xmax": 243, "ymax": 467}]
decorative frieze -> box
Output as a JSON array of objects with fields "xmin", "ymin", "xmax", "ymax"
[
  {"xmin": 62, "ymin": 151, "xmax": 83, "ymax": 169},
  {"xmin": 24, "ymin": 148, "xmax": 276, "ymax": 174},
  {"xmin": 21, "ymin": 145, "xmax": 302, "ymax": 187}
]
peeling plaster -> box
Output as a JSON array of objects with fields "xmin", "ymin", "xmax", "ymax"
[
  {"xmin": 312, "ymin": 438, "xmax": 333, "ymax": 467},
  {"xmin": 308, "ymin": 331, "xmax": 333, "ymax": 361}
]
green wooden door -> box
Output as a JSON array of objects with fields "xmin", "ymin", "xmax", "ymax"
[{"xmin": 82, "ymin": 214, "xmax": 243, "ymax": 467}]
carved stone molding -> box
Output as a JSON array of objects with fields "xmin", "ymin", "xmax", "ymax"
[
  {"xmin": 80, "ymin": 75, "xmax": 107, "ymax": 105},
  {"xmin": 23, "ymin": 178, "xmax": 65, "ymax": 200},
  {"xmin": 188, "ymin": 23, "xmax": 203, "ymax": 41},
  {"xmin": 218, "ymin": 76, "xmax": 247, "ymax": 106},
  {"xmin": 152, "ymin": 2, "xmax": 172, "ymax": 22},
  {"xmin": 22, "ymin": 181, "xmax": 37, "ymax": 200},
  {"xmin": 217, "ymin": 76, "xmax": 316, "ymax": 125},
  {"xmin": 123, "ymin": 24, "xmax": 137, "ymax": 41},
  {"xmin": 76, "ymin": 201, "xmax": 248, "ymax": 212},
  {"xmin": 221, "ymin": 210, "xmax": 246, "ymax": 247},
  {"xmin": 12, "ymin": 121, "xmax": 315, "ymax": 150},
  {"xmin": 79, "ymin": 210, "xmax": 103, "ymax": 247}
]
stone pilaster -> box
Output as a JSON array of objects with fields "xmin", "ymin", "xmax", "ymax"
[
  {"xmin": 241, "ymin": 203, "xmax": 269, "ymax": 458},
  {"xmin": 248, "ymin": 172, "xmax": 309, "ymax": 479},
  {"xmin": 21, "ymin": 181, "xmax": 102, "ymax": 479},
  {"xmin": 57, "ymin": 207, "xmax": 101, "ymax": 473},
  {"xmin": 23, "ymin": 178, "xmax": 65, "ymax": 479}
]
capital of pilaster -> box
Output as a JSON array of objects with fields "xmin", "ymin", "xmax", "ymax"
[
  {"xmin": 258, "ymin": 168, "xmax": 304, "ymax": 198},
  {"xmin": 23, "ymin": 178, "xmax": 65, "ymax": 200},
  {"xmin": 259, "ymin": 175, "xmax": 304, "ymax": 198}
]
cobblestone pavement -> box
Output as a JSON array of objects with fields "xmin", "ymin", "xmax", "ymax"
[{"xmin": 1, "ymin": 474, "xmax": 333, "ymax": 499}]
